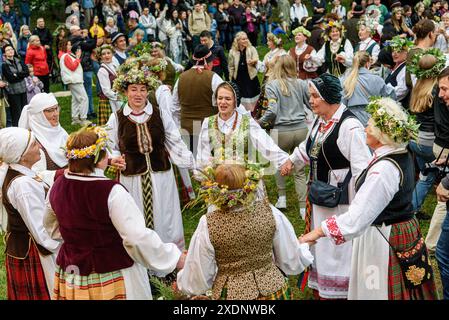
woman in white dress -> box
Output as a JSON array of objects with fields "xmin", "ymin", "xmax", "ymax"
[
  {"xmin": 0, "ymin": 127, "xmax": 60, "ymax": 299},
  {"xmin": 107, "ymin": 56, "xmax": 195, "ymax": 251},
  {"xmin": 301, "ymin": 97, "xmax": 438, "ymax": 300},
  {"xmin": 196, "ymin": 81, "xmax": 291, "ymax": 199},
  {"xmin": 281, "ymin": 73, "xmax": 372, "ymax": 299}
]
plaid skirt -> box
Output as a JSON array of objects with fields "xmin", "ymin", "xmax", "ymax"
[
  {"xmin": 388, "ymin": 218, "xmax": 438, "ymax": 300},
  {"xmin": 98, "ymin": 98, "xmax": 112, "ymax": 126},
  {"xmin": 53, "ymin": 266, "xmax": 126, "ymax": 300},
  {"xmin": 5, "ymin": 243, "xmax": 50, "ymax": 300},
  {"xmin": 220, "ymin": 279, "xmax": 292, "ymax": 300}
]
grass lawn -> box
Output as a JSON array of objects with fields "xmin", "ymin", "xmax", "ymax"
[{"xmin": 0, "ymin": 26, "xmax": 444, "ymax": 299}]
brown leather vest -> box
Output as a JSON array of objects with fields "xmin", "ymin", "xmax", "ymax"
[
  {"xmin": 2, "ymin": 168, "xmax": 52, "ymax": 259},
  {"xmin": 289, "ymin": 46, "xmax": 318, "ymax": 80},
  {"xmin": 207, "ymin": 200, "xmax": 285, "ymax": 300},
  {"xmin": 178, "ymin": 68, "xmax": 215, "ymax": 135},
  {"xmin": 41, "ymin": 145, "xmax": 65, "ymax": 171},
  {"xmin": 116, "ymin": 95, "xmax": 171, "ymax": 176}
]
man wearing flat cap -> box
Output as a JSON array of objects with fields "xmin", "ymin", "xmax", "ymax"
[
  {"xmin": 282, "ymin": 73, "xmax": 371, "ymax": 300},
  {"xmin": 111, "ymin": 32, "xmax": 129, "ymax": 66},
  {"xmin": 172, "ymin": 44, "xmax": 223, "ymax": 153}
]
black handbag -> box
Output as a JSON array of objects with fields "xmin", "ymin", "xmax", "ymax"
[
  {"xmin": 308, "ymin": 131, "xmax": 352, "ymax": 208},
  {"xmin": 376, "ymin": 227, "xmax": 433, "ymax": 289}
]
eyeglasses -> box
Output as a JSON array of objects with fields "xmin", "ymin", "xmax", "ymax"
[{"xmin": 43, "ymin": 106, "xmax": 60, "ymax": 114}]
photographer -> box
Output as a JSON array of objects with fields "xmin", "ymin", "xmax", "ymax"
[{"xmin": 436, "ymin": 67, "xmax": 449, "ymax": 300}]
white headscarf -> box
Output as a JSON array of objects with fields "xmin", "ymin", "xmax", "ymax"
[
  {"xmin": 0, "ymin": 127, "xmax": 35, "ymax": 189},
  {"xmin": 19, "ymin": 93, "xmax": 68, "ymax": 168}
]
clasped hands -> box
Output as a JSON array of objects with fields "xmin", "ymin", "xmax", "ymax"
[
  {"xmin": 280, "ymin": 159, "xmax": 294, "ymax": 176},
  {"xmin": 298, "ymin": 227, "xmax": 325, "ymax": 247}
]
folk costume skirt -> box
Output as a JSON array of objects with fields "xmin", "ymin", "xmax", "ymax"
[
  {"xmin": 388, "ymin": 218, "xmax": 438, "ymax": 300},
  {"xmin": 52, "ymin": 266, "xmax": 126, "ymax": 300},
  {"xmin": 5, "ymin": 243, "xmax": 50, "ymax": 300},
  {"xmin": 98, "ymin": 98, "xmax": 112, "ymax": 126},
  {"xmin": 220, "ymin": 280, "xmax": 292, "ymax": 300}
]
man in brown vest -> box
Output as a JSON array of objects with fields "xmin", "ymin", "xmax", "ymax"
[{"xmin": 172, "ymin": 44, "xmax": 224, "ymax": 154}]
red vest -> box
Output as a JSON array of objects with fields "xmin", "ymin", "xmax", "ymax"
[{"xmin": 49, "ymin": 174, "xmax": 134, "ymax": 276}]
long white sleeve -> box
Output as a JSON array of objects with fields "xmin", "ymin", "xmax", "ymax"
[
  {"xmin": 336, "ymin": 118, "xmax": 372, "ymax": 177},
  {"xmin": 106, "ymin": 113, "xmax": 122, "ymax": 157},
  {"xmin": 290, "ymin": 129, "xmax": 313, "ymax": 170},
  {"xmin": 108, "ymin": 184, "xmax": 181, "ymax": 275},
  {"xmin": 8, "ymin": 176, "xmax": 60, "ymax": 253},
  {"xmin": 248, "ymin": 117, "xmax": 289, "ymax": 170},
  {"xmin": 171, "ymin": 79, "xmax": 181, "ymax": 127},
  {"xmin": 158, "ymin": 106, "xmax": 195, "ymax": 169},
  {"xmin": 272, "ymin": 206, "xmax": 313, "ymax": 275},
  {"xmin": 176, "ymin": 216, "xmax": 217, "ymax": 296},
  {"xmin": 342, "ymin": 39, "xmax": 354, "ymax": 67},
  {"xmin": 394, "ymin": 66, "xmax": 409, "ymax": 102},
  {"xmin": 311, "ymin": 44, "xmax": 325, "ymax": 66},
  {"xmin": 196, "ymin": 118, "xmax": 213, "ymax": 171},
  {"xmin": 321, "ymin": 160, "xmax": 400, "ymax": 244},
  {"xmin": 98, "ymin": 67, "xmax": 119, "ymax": 102}
]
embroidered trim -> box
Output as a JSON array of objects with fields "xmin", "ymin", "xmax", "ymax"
[{"xmin": 326, "ymin": 215, "xmax": 345, "ymax": 245}]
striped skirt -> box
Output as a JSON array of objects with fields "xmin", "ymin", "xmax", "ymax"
[
  {"xmin": 53, "ymin": 266, "xmax": 126, "ymax": 300},
  {"xmin": 220, "ymin": 280, "xmax": 292, "ymax": 300},
  {"xmin": 5, "ymin": 243, "xmax": 50, "ymax": 300},
  {"xmin": 98, "ymin": 98, "xmax": 112, "ymax": 126},
  {"xmin": 388, "ymin": 218, "xmax": 438, "ymax": 300}
]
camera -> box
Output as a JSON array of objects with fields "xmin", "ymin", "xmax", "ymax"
[{"xmin": 422, "ymin": 162, "xmax": 449, "ymax": 178}]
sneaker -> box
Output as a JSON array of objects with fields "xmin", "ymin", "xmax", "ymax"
[
  {"xmin": 71, "ymin": 118, "xmax": 81, "ymax": 126},
  {"xmin": 275, "ymin": 196, "xmax": 287, "ymax": 209}
]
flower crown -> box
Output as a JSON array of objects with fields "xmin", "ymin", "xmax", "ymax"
[
  {"xmin": 64, "ymin": 126, "xmax": 111, "ymax": 163},
  {"xmin": 191, "ymin": 163, "xmax": 262, "ymax": 210},
  {"xmin": 406, "ymin": 48, "xmax": 446, "ymax": 79},
  {"xmin": 128, "ymin": 41, "xmax": 153, "ymax": 58},
  {"xmin": 113, "ymin": 56, "xmax": 160, "ymax": 94},
  {"xmin": 357, "ymin": 17, "xmax": 377, "ymax": 34},
  {"xmin": 366, "ymin": 97, "xmax": 419, "ymax": 144},
  {"xmin": 147, "ymin": 57, "xmax": 168, "ymax": 73},
  {"xmin": 292, "ymin": 26, "xmax": 311, "ymax": 38},
  {"xmin": 323, "ymin": 20, "xmax": 345, "ymax": 41},
  {"xmin": 385, "ymin": 35, "xmax": 414, "ymax": 52},
  {"xmin": 95, "ymin": 44, "xmax": 115, "ymax": 61}
]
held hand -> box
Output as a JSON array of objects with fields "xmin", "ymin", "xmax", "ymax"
[
  {"xmin": 111, "ymin": 155, "xmax": 126, "ymax": 170},
  {"xmin": 176, "ymin": 250, "xmax": 188, "ymax": 270},
  {"xmin": 436, "ymin": 183, "xmax": 449, "ymax": 202},
  {"xmin": 298, "ymin": 235, "xmax": 317, "ymax": 246},
  {"xmin": 304, "ymin": 54, "xmax": 311, "ymax": 60},
  {"xmin": 280, "ymin": 159, "xmax": 293, "ymax": 176}
]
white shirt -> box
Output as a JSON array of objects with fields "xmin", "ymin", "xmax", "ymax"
[
  {"xmin": 357, "ymin": 38, "xmax": 380, "ymax": 65},
  {"xmin": 139, "ymin": 13, "xmax": 157, "ymax": 36},
  {"xmin": 290, "ymin": 3, "xmax": 308, "ymax": 23},
  {"xmin": 313, "ymin": 38, "xmax": 354, "ymax": 69},
  {"xmin": 197, "ymin": 112, "xmax": 290, "ymax": 174},
  {"xmin": 295, "ymin": 42, "xmax": 314, "ymax": 56},
  {"xmin": 176, "ymin": 206, "xmax": 314, "ymax": 296},
  {"xmin": 106, "ymin": 101, "xmax": 195, "ymax": 169},
  {"xmin": 388, "ymin": 62, "xmax": 408, "ymax": 102},
  {"xmin": 97, "ymin": 62, "xmax": 120, "ymax": 104},
  {"xmin": 172, "ymin": 72, "xmax": 224, "ymax": 128},
  {"xmin": 321, "ymin": 146, "xmax": 402, "ymax": 244}
]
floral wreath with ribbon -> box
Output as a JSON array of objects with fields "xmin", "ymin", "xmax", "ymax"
[
  {"xmin": 366, "ymin": 97, "xmax": 419, "ymax": 144},
  {"xmin": 406, "ymin": 48, "xmax": 446, "ymax": 80},
  {"xmin": 193, "ymin": 162, "xmax": 262, "ymax": 210},
  {"xmin": 64, "ymin": 125, "xmax": 112, "ymax": 163},
  {"xmin": 112, "ymin": 56, "xmax": 161, "ymax": 95}
]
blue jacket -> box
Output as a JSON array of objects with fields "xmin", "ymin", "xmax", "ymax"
[
  {"xmin": 128, "ymin": 23, "xmax": 148, "ymax": 42},
  {"xmin": 1, "ymin": 12, "xmax": 20, "ymax": 33},
  {"xmin": 18, "ymin": 37, "xmax": 29, "ymax": 61}
]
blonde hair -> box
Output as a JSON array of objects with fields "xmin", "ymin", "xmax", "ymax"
[
  {"xmin": 28, "ymin": 35, "xmax": 40, "ymax": 44},
  {"xmin": 267, "ymin": 33, "xmax": 282, "ymax": 48},
  {"xmin": 410, "ymin": 77, "xmax": 437, "ymax": 113},
  {"xmin": 366, "ymin": 118, "xmax": 405, "ymax": 148},
  {"xmin": 215, "ymin": 164, "xmax": 246, "ymax": 190},
  {"xmin": 343, "ymin": 51, "xmax": 371, "ymax": 98},
  {"xmin": 231, "ymin": 31, "xmax": 252, "ymax": 52},
  {"xmin": 270, "ymin": 55, "xmax": 297, "ymax": 96}
]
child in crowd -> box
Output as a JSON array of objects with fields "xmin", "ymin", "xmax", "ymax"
[{"xmin": 25, "ymin": 64, "xmax": 44, "ymax": 103}]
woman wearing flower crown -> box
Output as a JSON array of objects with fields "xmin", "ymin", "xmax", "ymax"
[
  {"xmin": 301, "ymin": 97, "xmax": 438, "ymax": 300},
  {"xmin": 149, "ymin": 41, "xmax": 184, "ymax": 89},
  {"xmin": 310, "ymin": 20, "xmax": 354, "ymax": 77},
  {"xmin": 289, "ymin": 26, "xmax": 318, "ymax": 80},
  {"xmin": 45, "ymin": 126, "xmax": 186, "ymax": 299},
  {"xmin": 177, "ymin": 163, "xmax": 313, "ymax": 299},
  {"xmin": 0, "ymin": 127, "xmax": 60, "ymax": 300},
  {"xmin": 96, "ymin": 44, "xmax": 121, "ymax": 125},
  {"xmin": 196, "ymin": 81, "xmax": 291, "ymax": 201},
  {"xmin": 106, "ymin": 56, "xmax": 194, "ymax": 252},
  {"xmin": 354, "ymin": 19, "xmax": 380, "ymax": 65}
]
